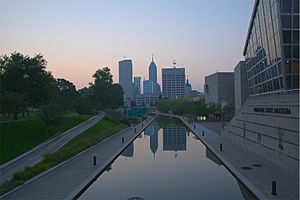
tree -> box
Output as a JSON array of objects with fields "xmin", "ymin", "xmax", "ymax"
[
  {"xmin": 109, "ymin": 84, "xmax": 124, "ymax": 108},
  {"xmin": 55, "ymin": 78, "xmax": 78, "ymax": 109},
  {"xmin": 89, "ymin": 67, "xmax": 124, "ymax": 110},
  {"xmin": 89, "ymin": 67, "xmax": 113, "ymax": 110},
  {"xmin": 0, "ymin": 89, "xmax": 27, "ymax": 120},
  {"xmin": 0, "ymin": 52, "xmax": 55, "ymax": 119}
]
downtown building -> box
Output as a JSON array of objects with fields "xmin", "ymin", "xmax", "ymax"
[
  {"xmin": 204, "ymin": 72, "xmax": 235, "ymax": 106},
  {"xmin": 119, "ymin": 59, "xmax": 133, "ymax": 103},
  {"xmin": 223, "ymin": 0, "xmax": 299, "ymax": 176},
  {"xmin": 162, "ymin": 67, "xmax": 185, "ymax": 99},
  {"xmin": 135, "ymin": 56, "xmax": 160, "ymax": 107}
]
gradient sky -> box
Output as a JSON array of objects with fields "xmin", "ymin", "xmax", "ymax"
[{"xmin": 1, "ymin": 0, "xmax": 254, "ymax": 91}]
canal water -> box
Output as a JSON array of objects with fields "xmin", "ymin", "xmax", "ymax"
[{"xmin": 79, "ymin": 117, "xmax": 252, "ymax": 199}]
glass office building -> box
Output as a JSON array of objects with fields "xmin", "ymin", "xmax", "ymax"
[{"xmin": 243, "ymin": 0, "xmax": 299, "ymax": 95}]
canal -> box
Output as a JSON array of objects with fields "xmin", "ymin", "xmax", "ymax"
[{"xmin": 79, "ymin": 116, "xmax": 253, "ymax": 199}]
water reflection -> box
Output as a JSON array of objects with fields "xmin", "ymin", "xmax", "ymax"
[
  {"xmin": 121, "ymin": 142, "xmax": 134, "ymax": 157},
  {"xmin": 79, "ymin": 117, "xmax": 248, "ymax": 200}
]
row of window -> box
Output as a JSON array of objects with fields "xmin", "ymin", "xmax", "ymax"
[
  {"xmin": 249, "ymin": 76, "xmax": 284, "ymax": 95},
  {"xmin": 248, "ymin": 63, "xmax": 283, "ymax": 87}
]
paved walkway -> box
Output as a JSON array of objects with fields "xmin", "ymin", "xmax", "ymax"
[
  {"xmin": 164, "ymin": 114, "xmax": 298, "ymax": 200},
  {"xmin": 1, "ymin": 117, "xmax": 154, "ymax": 200},
  {"xmin": 0, "ymin": 114, "xmax": 104, "ymax": 185}
]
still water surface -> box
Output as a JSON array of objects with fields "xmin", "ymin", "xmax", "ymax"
[{"xmin": 79, "ymin": 117, "xmax": 249, "ymax": 199}]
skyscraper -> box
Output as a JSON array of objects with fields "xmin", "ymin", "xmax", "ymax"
[
  {"xmin": 162, "ymin": 66, "xmax": 185, "ymax": 99},
  {"xmin": 119, "ymin": 59, "xmax": 133, "ymax": 101},
  {"xmin": 134, "ymin": 76, "xmax": 141, "ymax": 95},
  {"xmin": 143, "ymin": 80, "xmax": 154, "ymax": 94},
  {"xmin": 149, "ymin": 55, "xmax": 157, "ymax": 83}
]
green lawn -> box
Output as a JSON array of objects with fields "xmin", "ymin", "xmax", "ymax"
[
  {"xmin": 0, "ymin": 115, "xmax": 91, "ymax": 165},
  {"xmin": 0, "ymin": 118, "xmax": 127, "ymax": 195}
]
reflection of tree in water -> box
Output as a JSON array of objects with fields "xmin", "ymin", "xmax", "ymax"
[{"xmin": 156, "ymin": 116, "xmax": 185, "ymax": 128}]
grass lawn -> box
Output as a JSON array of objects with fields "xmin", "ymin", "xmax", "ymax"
[
  {"xmin": 0, "ymin": 114, "xmax": 91, "ymax": 165},
  {"xmin": 0, "ymin": 118, "xmax": 127, "ymax": 195}
]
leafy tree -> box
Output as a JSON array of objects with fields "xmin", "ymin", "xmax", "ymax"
[
  {"xmin": 55, "ymin": 78, "xmax": 78, "ymax": 109},
  {"xmin": 89, "ymin": 67, "xmax": 124, "ymax": 110},
  {"xmin": 109, "ymin": 84, "xmax": 124, "ymax": 108},
  {"xmin": 0, "ymin": 90, "xmax": 27, "ymax": 120},
  {"xmin": 89, "ymin": 67, "xmax": 113, "ymax": 110},
  {"xmin": 0, "ymin": 52, "xmax": 54, "ymax": 119}
]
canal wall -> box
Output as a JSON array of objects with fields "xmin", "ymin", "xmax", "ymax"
[
  {"xmin": 159, "ymin": 113, "xmax": 298, "ymax": 200},
  {"xmin": 1, "ymin": 117, "xmax": 154, "ymax": 200}
]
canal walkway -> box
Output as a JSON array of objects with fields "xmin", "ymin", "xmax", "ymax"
[
  {"xmin": 162, "ymin": 113, "xmax": 298, "ymax": 200},
  {"xmin": 1, "ymin": 117, "xmax": 154, "ymax": 200},
  {"xmin": 0, "ymin": 113, "xmax": 104, "ymax": 185}
]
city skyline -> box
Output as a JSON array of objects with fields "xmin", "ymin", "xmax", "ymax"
[{"xmin": 1, "ymin": 0, "xmax": 254, "ymax": 91}]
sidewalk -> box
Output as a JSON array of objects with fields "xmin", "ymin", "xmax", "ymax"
[
  {"xmin": 1, "ymin": 117, "xmax": 154, "ymax": 200},
  {"xmin": 0, "ymin": 114, "xmax": 104, "ymax": 185},
  {"xmin": 163, "ymin": 113, "xmax": 298, "ymax": 200}
]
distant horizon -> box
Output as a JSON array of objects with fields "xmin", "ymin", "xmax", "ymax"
[{"xmin": 1, "ymin": 0, "xmax": 254, "ymax": 91}]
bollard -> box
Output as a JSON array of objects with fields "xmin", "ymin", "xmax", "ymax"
[
  {"xmin": 220, "ymin": 143, "xmax": 223, "ymax": 151},
  {"xmin": 122, "ymin": 137, "xmax": 125, "ymax": 143},
  {"xmin": 202, "ymin": 130, "xmax": 204, "ymax": 136},
  {"xmin": 93, "ymin": 156, "xmax": 97, "ymax": 166},
  {"xmin": 271, "ymin": 181, "xmax": 277, "ymax": 196},
  {"xmin": 142, "ymin": 123, "xmax": 143, "ymax": 127},
  {"xmin": 134, "ymin": 128, "xmax": 136, "ymax": 133},
  {"xmin": 194, "ymin": 124, "xmax": 196, "ymax": 129}
]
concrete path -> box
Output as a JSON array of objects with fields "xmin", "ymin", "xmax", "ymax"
[
  {"xmin": 1, "ymin": 117, "xmax": 154, "ymax": 200},
  {"xmin": 163, "ymin": 113, "xmax": 298, "ymax": 200},
  {"xmin": 0, "ymin": 114, "xmax": 104, "ymax": 185}
]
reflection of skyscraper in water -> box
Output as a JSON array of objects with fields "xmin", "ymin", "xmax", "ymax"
[
  {"xmin": 144, "ymin": 122, "xmax": 159, "ymax": 159},
  {"xmin": 121, "ymin": 142, "xmax": 134, "ymax": 157},
  {"xmin": 163, "ymin": 125, "xmax": 187, "ymax": 151}
]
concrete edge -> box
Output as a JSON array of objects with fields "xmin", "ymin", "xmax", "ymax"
[
  {"xmin": 167, "ymin": 114, "xmax": 268, "ymax": 200},
  {"xmin": 65, "ymin": 117, "xmax": 154, "ymax": 200},
  {"xmin": 0, "ymin": 123, "xmax": 130, "ymax": 199},
  {"xmin": 0, "ymin": 114, "xmax": 101, "ymax": 170}
]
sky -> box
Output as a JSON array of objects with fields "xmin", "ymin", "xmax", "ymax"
[{"xmin": 1, "ymin": 0, "xmax": 254, "ymax": 91}]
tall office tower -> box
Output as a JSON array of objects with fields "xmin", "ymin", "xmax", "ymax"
[
  {"xmin": 162, "ymin": 67, "xmax": 185, "ymax": 99},
  {"xmin": 149, "ymin": 55, "xmax": 157, "ymax": 83},
  {"xmin": 148, "ymin": 55, "xmax": 161, "ymax": 94},
  {"xmin": 134, "ymin": 76, "xmax": 141, "ymax": 95},
  {"xmin": 244, "ymin": 0, "xmax": 299, "ymax": 95},
  {"xmin": 119, "ymin": 59, "xmax": 133, "ymax": 101},
  {"xmin": 143, "ymin": 80, "xmax": 154, "ymax": 94}
]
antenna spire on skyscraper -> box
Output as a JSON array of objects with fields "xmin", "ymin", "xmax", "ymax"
[{"xmin": 152, "ymin": 54, "xmax": 154, "ymax": 62}]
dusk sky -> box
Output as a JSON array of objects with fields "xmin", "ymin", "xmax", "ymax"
[{"xmin": 1, "ymin": 0, "xmax": 254, "ymax": 91}]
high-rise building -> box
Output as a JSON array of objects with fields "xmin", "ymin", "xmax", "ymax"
[
  {"xmin": 134, "ymin": 76, "xmax": 141, "ymax": 96},
  {"xmin": 143, "ymin": 80, "xmax": 154, "ymax": 94},
  {"xmin": 149, "ymin": 55, "xmax": 157, "ymax": 83},
  {"xmin": 162, "ymin": 67, "xmax": 185, "ymax": 99},
  {"xmin": 119, "ymin": 59, "xmax": 133, "ymax": 101},
  {"xmin": 243, "ymin": 0, "xmax": 299, "ymax": 95}
]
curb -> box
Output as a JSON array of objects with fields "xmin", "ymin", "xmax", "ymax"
[
  {"xmin": 66, "ymin": 117, "xmax": 154, "ymax": 200},
  {"xmin": 0, "ymin": 124, "xmax": 129, "ymax": 199},
  {"xmin": 168, "ymin": 114, "xmax": 267, "ymax": 200}
]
